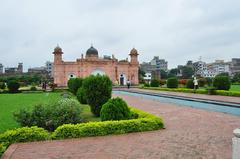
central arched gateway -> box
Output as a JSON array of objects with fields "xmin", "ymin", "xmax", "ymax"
[{"xmin": 91, "ymin": 69, "xmax": 106, "ymax": 76}]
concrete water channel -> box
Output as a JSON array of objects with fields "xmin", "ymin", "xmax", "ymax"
[{"xmin": 113, "ymin": 90, "xmax": 240, "ymax": 116}]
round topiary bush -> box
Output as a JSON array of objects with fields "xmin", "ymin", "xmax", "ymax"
[
  {"xmin": 100, "ymin": 97, "xmax": 130, "ymax": 121},
  {"xmin": 167, "ymin": 77, "xmax": 178, "ymax": 88},
  {"xmin": 150, "ymin": 79, "xmax": 160, "ymax": 87},
  {"xmin": 83, "ymin": 75, "xmax": 112, "ymax": 117},
  {"xmin": 186, "ymin": 79, "xmax": 194, "ymax": 89},
  {"xmin": 213, "ymin": 76, "xmax": 231, "ymax": 90},
  {"xmin": 76, "ymin": 87, "xmax": 87, "ymax": 104},
  {"xmin": 7, "ymin": 80, "xmax": 20, "ymax": 93},
  {"xmin": 67, "ymin": 78, "xmax": 84, "ymax": 95}
]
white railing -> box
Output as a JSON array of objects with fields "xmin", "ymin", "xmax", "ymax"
[{"xmin": 233, "ymin": 128, "xmax": 240, "ymax": 159}]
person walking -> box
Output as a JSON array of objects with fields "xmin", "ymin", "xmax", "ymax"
[{"xmin": 127, "ymin": 80, "xmax": 130, "ymax": 89}]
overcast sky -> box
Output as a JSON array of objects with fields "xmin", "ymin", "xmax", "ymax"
[{"xmin": 0, "ymin": 0, "xmax": 240, "ymax": 71}]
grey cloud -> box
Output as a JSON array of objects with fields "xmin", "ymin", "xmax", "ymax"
[{"xmin": 0, "ymin": 0, "xmax": 240, "ymax": 70}]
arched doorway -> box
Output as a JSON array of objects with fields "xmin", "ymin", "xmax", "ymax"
[
  {"xmin": 91, "ymin": 69, "xmax": 105, "ymax": 76},
  {"xmin": 119, "ymin": 74, "xmax": 126, "ymax": 85}
]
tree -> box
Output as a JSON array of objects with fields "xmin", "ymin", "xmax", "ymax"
[
  {"xmin": 181, "ymin": 66, "xmax": 194, "ymax": 79},
  {"xmin": 232, "ymin": 73, "xmax": 240, "ymax": 83},
  {"xmin": 7, "ymin": 80, "xmax": 20, "ymax": 93},
  {"xmin": 216, "ymin": 72, "xmax": 229, "ymax": 77},
  {"xmin": 67, "ymin": 78, "xmax": 84, "ymax": 95},
  {"xmin": 169, "ymin": 68, "xmax": 178, "ymax": 75},
  {"xmin": 83, "ymin": 75, "xmax": 112, "ymax": 116},
  {"xmin": 160, "ymin": 70, "xmax": 168, "ymax": 79},
  {"xmin": 138, "ymin": 68, "xmax": 146, "ymax": 84}
]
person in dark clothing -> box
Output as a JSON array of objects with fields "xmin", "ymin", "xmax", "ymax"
[{"xmin": 127, "ymin": 80, "xmax": 130, "ymax": 89}]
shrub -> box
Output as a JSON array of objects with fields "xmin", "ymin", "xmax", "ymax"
[
  {"xmin": 167, "ymin": 77, "xmax": 178, "ymax": 88},
  {"xmin": 0, "ymin": 82, "xmax": 5, "ymax": 89},
  {"xmin": 0, "ymin": 126, "xmax": 49, "ymax": 145},
  {"xmin": 178, "ymin": 79, "xmax": 187, "ymax": 85},
  {"xmin": 30, "ymin": 86, "xmax": 37, "ymax": 91},
  {"xmin": 100, "ymin": 97, "xmax": 131, "ymax": 121},
  {"xmin": 14, "ymin": 109, "xmax": 33, "ymax": 126},
  {"xmin": 83, "ymin": 75, "xmax": 112, "ymax": 116},
  {"xmin": 213, "ymin": 76, "xmax": 231, "ymax": 90},
  {"xmin": 7, "ymin": 80, "xmax": 20, "ymax": 93},
  {"xmin": 52, "ymin": 108, "xmax": 164, "ymax": 139},
  {"xmin": 76, "ymin": 87, "xmax": 87, "ymax": 104},
  {"xmin": 150, "ymin": 79, "xmax": 160, "ymax": 87},
  {"xmin": 67, "ymin": 78, "xmax": 83, "ymax": 95},
  {"xmin": 14, "ymin": 99, "xmax": 83, "ymax": 131},
  {"xmin": 159, "ymin": 80, "xmax": 166, "ymax": 86},
  {"xmin": 198, "ymin": 78, "xmax": 207, "ymax": 87},
  {"xmin": 144, "ymin": 83, "xmax": 150, "ymax": 87},
  {"xmin": 0, "ymin": 143, "xmax": 6, "ymax": 157},
  {"xmin": 49, "ymin": 83, "xmax": 57, "ymax": 92},
  {"xmin": 205, "ymin": 77, "xmax": 213, "ymax": 86},
  {"xmin": 186, "ymin": 79, "xmax": 194, "ymax": 89},
  {"xmin": 50, "ymin": 99, "xmax": 83, "ymax": 130}
]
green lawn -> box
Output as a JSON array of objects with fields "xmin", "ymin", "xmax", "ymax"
[
  {"xmin": 230, "ymin": 85, "xmax": 240, "ymax": 91},
  {"xmin": 81, "ymin": 105, "xmax": 101, "ymax": 122},
  {"xmin": 0, "ymin": 92, "xmax": 61, "ymax": 133},
  {"xmin": 0, "ymin": 92, "xmax": 98, "ymax": 133}
]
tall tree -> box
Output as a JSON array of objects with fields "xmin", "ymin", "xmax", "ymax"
[{"xmin": 181, "ymin": 66, "xmax": 194, "ymax": 79}]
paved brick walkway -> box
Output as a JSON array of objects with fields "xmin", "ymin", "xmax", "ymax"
[{"xmin": 3, "ymin": 92, "xmax": 240, "ymax": 159}]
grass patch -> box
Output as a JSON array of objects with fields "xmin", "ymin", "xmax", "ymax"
[
  {"xmin": 0, "ymin": 92, "xmax": 61, "ymax": 133},
  {"xmin": 230, "ymin": 85, "xmax": 240, "ymax": 91},
  {"xmin": 81, "ymin": 105, "xmax": 100, "ymax": 122}
]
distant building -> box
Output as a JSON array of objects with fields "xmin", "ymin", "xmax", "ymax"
[
  {"xmin": 28, "ymin": 66, "xmax": 48, "ymax": 74},
  {"xmin": 46, "ymin": 61, "xmax": 54, "ymax": 77},
  {"xmin": 230, "ymin": 58, "xmax": 240, "ymax": 75},
  {"xmin": 140, "ymin": 56, "xmax": 168, "ymax": 80},
  {"xmin": 150, "ymin": 56, "xmax": 168, "ymax": 71},
  {"xmin": 0, "ymin": 63, "xmax": 3, "ymax": 74},
  {"xmin": 143, "ymin": 72, "xmax": 152, "ymax": 81},
  {"xmin": 207, "ymin": 60, "xmax": 230, "ymax": 75},
  {"xmin": 53, "ymin": 45, "xmax": 139, "ymax": 86},
  {"xmin": 140, "ymin": 62, "xmax": 156, "ymax": 73},
  {"xmin": 5, "ymin": 63, "xmax": 23, "ymax": 74}
]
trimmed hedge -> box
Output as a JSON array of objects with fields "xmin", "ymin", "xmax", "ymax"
[
  {"xmin": 0, "ymin": 143, "xmax": 6, "ymax": 157},
  {"xmin": 0, "ymin": 126, "xmax": 50, "ymax": 144},
  {"xmin": 213, "ymin": 76, "xmax": 231, "ymax": 90},
  {"xmin": 0, "ymin": 108, "xmax": 164, "ymax": 157},
  {"xmin": 150, "ymin": 79, "xmax": 160, "ymax": 87},
  {"xmin": 142, "ymin": 87, "xmax": 240, "ymax": 97},
  {"xmin": 167, "ymin": 77, "xmax": 178, "ymax": 88},
  {"xmin": 52, "ymin": 108, "xmax": 164, "ymax": 139}
]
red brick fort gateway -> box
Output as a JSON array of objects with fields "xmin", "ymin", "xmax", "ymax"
[{"xmin": 53, "ymin": 46, "xmax": 139, "ymax": 86}]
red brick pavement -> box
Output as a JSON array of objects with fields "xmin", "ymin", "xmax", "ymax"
[{"xmin": 2, "ymin": 93, "xmax": 240, "ymax": 159}]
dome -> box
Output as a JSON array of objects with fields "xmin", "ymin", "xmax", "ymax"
[
  {"xmin": 130, "ymin": 48, "xmax": 138, "ymax": 55},
  {"xmin": 86, "ymin": 46, "xmax": 98, "ymax": 57},
  {"xmin": 54, "ymin": 45, "xmax": 62, "ymax": 53}
]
